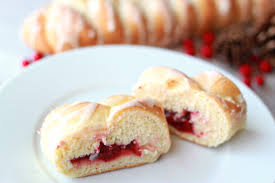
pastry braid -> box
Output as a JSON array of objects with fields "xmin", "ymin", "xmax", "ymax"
[
  {"xmin": 22, "ymin": 0, "xmax": 275, "ymax": 54},
  {"xmin": 133, "ymin": 67, "xmax": 246, "ymax": 147},
  {"xmin": 40, "ymin": 95, "xmax": 171, "ymax": 177}
]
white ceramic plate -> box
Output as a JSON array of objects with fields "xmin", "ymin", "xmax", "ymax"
[{"xmin": 0, "ymin": 46, "xmax": 274, "ymax": 183}]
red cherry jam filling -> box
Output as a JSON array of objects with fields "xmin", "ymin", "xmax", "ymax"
[
  {"xmin": 165, "ymin": 110, "xmax": 195, "ymax": 134},
  {"xmin": 70, "ymin": 140, "xmax": 142, "ymax": 166}
]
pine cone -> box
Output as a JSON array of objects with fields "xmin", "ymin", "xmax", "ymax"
[
  {"xmin": 214, "ymin": 24, "xmax": 253, "ymax": 66},
  {"xmin": 255, "ymin": 13, "xmax": 275, "ymax": 66}
]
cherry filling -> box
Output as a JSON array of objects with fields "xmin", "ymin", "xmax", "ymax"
[
  {"xmin": 165, "ymin": 110, "xmax": 195, "ymax": 134},
  {"xmin": 70, "ymin": 140, "xmax": 142, "ymax": 167}
]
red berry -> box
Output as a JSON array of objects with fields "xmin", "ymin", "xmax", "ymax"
[
  {"xmin": 259, "ymin": 59, "xmax": 272, "ymax": 73},
  {"xmin": 202, "ymin": 32, "xmax": 215, "ymax": 45},
  {"xmin": 182, "ymin": 39, "xmax": 196, "ymax": 56},
  {"xmin": 255, "ymin": 75, "xmax": 265, "ymax": 86},
  {"xmin": 239, "ymin": 63, "xmax": 252, "ymax": 77},
  {"xmin": 243, "ymin": 77, "xmax": 252, "ymax": 88},
  {"xmin": 182, "ymin": 39, "xmax": 194, "ymax": 49},
  {"xmin": 33, "ymin": 52, "xmax": 43, "ymax": 61},
  {"xmin": 200, "ymin": 44, "xmax": 213, "ymax": 58},
  {"xmin": 21, "ymin": 59, "xmax": 31, "ymax": 67},
  {"xmin": 185, "ymin": 46, "xmax": 196, "ymax": 56}
]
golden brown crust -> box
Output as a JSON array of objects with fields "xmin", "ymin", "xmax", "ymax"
[
  {"xmin": 235, "ymin": 0, "xmax": 253, "ymax": 23},
  {"xmin": 252, "ymin": 0, "xmax": 275, "ymax": 26},
  {"xmin": 214, "ymin": 0, "xmax": 237, "ymax": 29},
  {"xmin": 134, "ymin": 67, "xmax": 246, "ymax": 113},
  {"xmin": 133, "ymin": 66, "xmax": 247, "ymax": 147},
  {"xmin": 41, "ymin": 94, "xmax": 171, "ymax": 176},
  {"xmin": 21, "ymin": 0, "xmax": 275, "ymax": 54},
  {"xmin": 45, "ymin": 5, "xmax": 98, "ymax": 53},
  {"xmin": 101, "ymin": 94, "xmax": 167, "ymax": 126},
  {"xmin": 185, "ymin": 2, "xmax": 198, "ymax": 37},
  {"xmin": 90, "ymin": 0, "xmax": 124, "ymax": 44},
  {"xmin": 155, "ymin": 2, "xmax": 174, "ymax": 46},
  {"xmin": 77, "ymin": 161, "xmax": 147, "ymax": 177},
  {"xmin": 193, "ymin": 0, "xmax": 217, "ymax": 33},
  {"xmin": 119, "ymin": 1, "xmax": 148, "ymax": 44},
  {"xmin": 21, "ymin": 7, "xmax": 53, "ymax": 54},
  {"xmin": 192, "ymin": 71, "xmax": 244, "ymax": 106},
  {"xmin": 192, "ymin": 71, "xmax": 247, "ymax": 127},
  {"xmin": 42, "ymin": 95, "xmax": 167, "ymax": 149}
]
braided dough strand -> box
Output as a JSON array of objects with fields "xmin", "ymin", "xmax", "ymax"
[{"xmin": 21, "ymin": 0, "xmax": 275, "ymax": 54}]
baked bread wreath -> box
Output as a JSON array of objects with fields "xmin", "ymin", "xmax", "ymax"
[{"xmin": 22, "ymin": 0, "xmax": 275, "ymax": 54}]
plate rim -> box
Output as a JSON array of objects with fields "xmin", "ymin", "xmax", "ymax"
[
  {"xmin": 0, "ymin": 45, "xmax": 275, "ymax": 182},
  {"xmin": 0, "ymin": 45, "xmax": 274, "ymax": 121}
]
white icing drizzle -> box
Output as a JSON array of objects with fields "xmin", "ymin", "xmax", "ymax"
[
  {"xmin": 84, "ymin": 103, "xmax": 98, "ymax": 119},
  {"xmin": 107, "ymin": 98, "xmax": 158, "ymax": 121},
  {"xmin": 74, "ymin": 103, "xmax": 98, "ymax": 128},
  {"xmin": 138, "ymin": 98, "xmax": 157, "ymax": 108},
  {"xmin": 252, "ymin": 0, "xmax": 259, "ymax": 18},
  {"xmin": 105, "ymin": 0, "xmax": 116, "ymax": 32},
  {"xmin": 223, "ymin": 96, "xmax": 237, "ymax": 104},
  {"xmin": 204, "ymin": 70, "xmax": 222, "ymax": 79},
  {"xmin": 146, "ymin": 0, "xmax": 173, "ymax": 45},
  {"xmin": 219, "ymin": 0, "xmax": 231, "ymax": 15},
  {"xmin": 147, "ymin": 1, "xmax": 156, "ymax": 44},
  {"xmin": 132, "ymin": 2, "xmax": 146, "ymax": 44},
  {"xmin": 211, "ymin": 93, "xmax": 245, "ymax": 120},
  {"xmin": 159, "ymin": 0, "xmax": 173, "ymax": 46},
  {"xmin": 44, "ymin": 102, "xmax": 82, "ymax": 127},
  {"xmin": 108, "ymin": 100, "xmax": 145, "ymax": 121},
  {"xmin": 49, "ymin": 6, "xmax": 84, "ymax": 51},
  {"xmin": 45, "ymin": 102, "xmax": 98, "ymax": 152},
  {"xmin": 88, "ymin": 0, "xmax": 104, "ymax": 44},
  {"xmin": 88, "ymin": 29, "xmax": 96, "ymax": 38},
  {"xmin": 120, "ymin": 1, "xmax": 132, "ymax": 43},
  {"xmin": 122, "ymin": 1, "xmax": 146, "ymax": 44},
  {"xmin": 51, "ymin": 106, "xmax": 87, "ymax": 128},
  {"xmin": 27, "ymin": 9, "xmax": 43, "ymax": 47}
]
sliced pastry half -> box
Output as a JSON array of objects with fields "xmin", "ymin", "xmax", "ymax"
[
  {"xmin": 40, "ymin": 95, "xmax": 171, "ymax": 177},
  {"xmin": 133, "ymin": 66, "xmax": 246, "ymax": 147}
]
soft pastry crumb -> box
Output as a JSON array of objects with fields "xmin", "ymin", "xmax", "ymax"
[
  {"xmin": 40, "ymin": 94, "xmax": 171, "ymax": 177},
  {"xmin": 133, "ymin": 66, "xmax": 246, "ymax": 147}
]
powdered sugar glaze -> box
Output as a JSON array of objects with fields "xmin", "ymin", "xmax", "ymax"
[
  {"xmin": 108, "ymin": 100, "xmax": 145, "ymax": 121},
  {"xmin": 108, "ymin": 98, "xmax": 159, "ymax": 121}
]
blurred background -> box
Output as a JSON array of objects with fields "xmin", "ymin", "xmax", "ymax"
[
  {"xmin": 0, "ymin": 0, "xmax": 48, "ymax": 80},
  {"xmin": 0, "ymin": 0, "xmax": 274, "ymax": 115}
]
